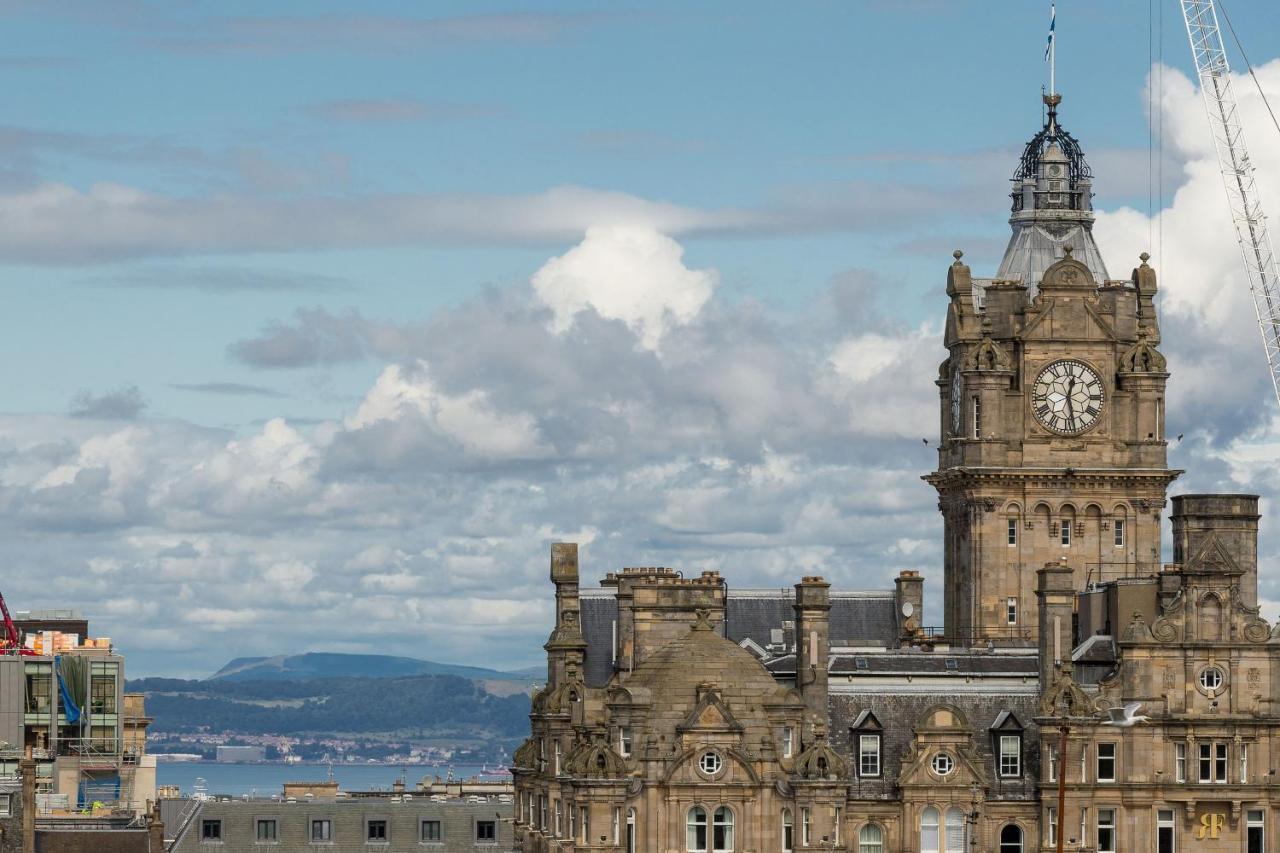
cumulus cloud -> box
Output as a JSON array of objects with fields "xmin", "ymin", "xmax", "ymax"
[
  {"xmin": 1, "ymin": 228, "xmax": 952, "ymax": 675},
  {"xmin": 532, "ymin": 225, "xmax": 717, "ymax": 351},
  {"xmin": 1094, "ymin": 61, "xmax": 1280, "ymax": 445}
]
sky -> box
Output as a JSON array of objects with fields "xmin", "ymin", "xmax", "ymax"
[{"xmin": 3, "ymin": 1, "xmax": 1280, "ymax": 677}]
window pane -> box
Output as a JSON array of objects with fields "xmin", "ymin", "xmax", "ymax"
[
  {"xmin": 944, "ymin": 808, "xmax": 966, "ymax": 853},
  {"xmin": 859, "ymin": 824, "xmax": 884, "ymax": 853},
  {"xmin": 920, "ymin": 807, "xmax": 940, "ymax": 853}
]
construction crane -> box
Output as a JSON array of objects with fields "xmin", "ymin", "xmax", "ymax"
[
  {"xmin": 0, "ymin": 590, "xmax": 35, "ymax": 656},
  {"xmin": 1180, "ymin": 0, "xmax": 1280, "ymax": 408}
]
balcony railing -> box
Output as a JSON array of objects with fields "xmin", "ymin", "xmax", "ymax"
[{"xmin": 918, "ymin": 625, "xmax": 1035, "ymax": 645}]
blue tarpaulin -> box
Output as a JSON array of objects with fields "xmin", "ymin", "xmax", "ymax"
[{"xmin": 55, "ymin": 656, "xmax": 81, "ymax": 724}]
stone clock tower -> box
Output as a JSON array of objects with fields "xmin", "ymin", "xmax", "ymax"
[{"xmin": 924, "ymin": 94, "xmax": 1181, "ymax": 643}]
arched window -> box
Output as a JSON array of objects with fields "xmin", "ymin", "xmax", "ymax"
[
  {"xmin": 921, "ymin": 807, "xmax": 940, "ymax": 853},
  {"xmin": 1000, "ymin": 824, "xmax": 1023, "ymax": 853},
  {"xmin": 859, "ymin": 823, "xmax": 884, "ymax": 853},
  {"xmin": 687, "ymin": 807, "xmax": 707, "ymax": 853},
  {"xmin": 944, "ymin": 807, "xmax": 966, "ymax": 853},
  {"xmin": 626, "ymin": 809, "xmax": 636, "ymax": 853},
  {"xmin": 712, "ymin": 807, "xmax": 734, "ymax": 852},
  {"xmin": 781, "ymin": 809, "xmax": 793, "ymax": 852}
]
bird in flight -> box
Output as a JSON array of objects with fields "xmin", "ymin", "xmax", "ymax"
[{"xmin": 1103, "ymin": 702, "xmax": 1150, "ymax": 727}]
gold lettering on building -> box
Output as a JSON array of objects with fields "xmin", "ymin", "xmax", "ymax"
[{"xmin": 1197, "ymin": 813, "xmax": 1226, "ymax": 840}]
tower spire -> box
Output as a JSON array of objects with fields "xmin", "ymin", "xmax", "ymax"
[{"xmin": 996, "ymin": 93, "xmax": 1109, "ymax": 287}]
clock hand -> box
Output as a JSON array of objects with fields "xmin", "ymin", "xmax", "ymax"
[{"xmin": 1065, "ymin": 377, "xmax": 1075, "ymax": 421}]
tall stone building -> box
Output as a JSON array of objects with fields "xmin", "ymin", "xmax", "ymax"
[{"xmin": 513, "ymin": 94, "xmax": 1280, "ymax": 853}]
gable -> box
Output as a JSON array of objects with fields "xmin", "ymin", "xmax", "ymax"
[{"xmin": 1019, "ymin": 296, "xmax": 1119, "ymax": 344}]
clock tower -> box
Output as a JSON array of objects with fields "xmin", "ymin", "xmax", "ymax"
[{"xmin": 924, "ymin": 94, "xmax": 1181, "ymax": 644}]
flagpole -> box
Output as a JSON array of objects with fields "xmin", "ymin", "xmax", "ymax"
[{"xmin": 1049, "ymin": 3, "xmax": 1056, "ymax": 96}]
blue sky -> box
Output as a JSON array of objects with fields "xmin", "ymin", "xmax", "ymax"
[
  {"xmin": 3, "ymin": 1, "xmax": 1280, "ymax": 676},
  {"xmin": 7, "ymin": 0, "xmax": 1227, "ymax": 426}
]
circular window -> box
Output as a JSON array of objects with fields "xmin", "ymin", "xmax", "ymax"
[
  {"xmin": 698, "ymin": 751, "xmax": 722, "ymax": 776},
  {"xmin": 1198, "ymin": 666, "xmax": 1225, "ymax": 694},
  {"xmin": 931, "ymin": 752, "xmax": 954, "ymax": 776}
]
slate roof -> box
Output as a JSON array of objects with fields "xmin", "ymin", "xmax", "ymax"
[
  {"xmin": 829, "ymin": 690, "xmax": 1041, "ymax": 801},
  {"xmin": 577, "ymin": 589, "xmax": 899, "ymax": 688}
]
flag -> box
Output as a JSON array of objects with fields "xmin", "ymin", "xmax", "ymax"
[{"xmin": 1045, "ymin": 3, "xmax": 1056, "ymax": 61}]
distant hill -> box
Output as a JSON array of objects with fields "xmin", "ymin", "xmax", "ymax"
[
  {"xmin": 128, "ymin": 673, "xmax": 530, "ymax": 751},
  {"xmin": 208, "ymin": 652, "xmax": 538, "ymax": 684}
]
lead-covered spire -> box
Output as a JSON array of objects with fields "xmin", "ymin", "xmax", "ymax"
[{"xmin": 996, "ymin": 93, "xmax": 1109, "ymax": 286}]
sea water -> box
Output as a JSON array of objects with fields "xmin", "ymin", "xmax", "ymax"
[{"xmin": 156, "ymin": 763, "xmax": 506, "ymax": 797}]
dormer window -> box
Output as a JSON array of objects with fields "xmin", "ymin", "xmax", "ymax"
[
  {"xmin": 850, "ymin": 710, "xmax": 883, "ymax": 779},
  {"xmin": 990, "ymin": 711, "xmax": 1024, "ymax": 779}
]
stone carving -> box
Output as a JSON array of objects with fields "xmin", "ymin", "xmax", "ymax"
[{"xmin": 1118, "ymin": 330, "xmax": 1168, "ymax": 373}]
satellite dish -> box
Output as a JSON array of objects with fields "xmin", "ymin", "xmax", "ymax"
[{"xmin": 901, "ymin": 602, "xmax": 914, "ymax": 618}]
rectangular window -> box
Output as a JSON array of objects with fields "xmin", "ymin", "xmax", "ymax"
[
  {"xmin": 421, "ymin": 820, "xmax": 442, "ymax": 842},
  {"xmin": 1096, "ymin": 742, "xmax": 1116, "ymax": 782},
  {"xmin": 366, "ymin": 819, "xmax": 387, "ymax": 842},
  {"xmin": 1247, "ymin": 809, "xmax": 1264, "ymax": 853},
  {"xmin": 782, "ymin": 726, "xmax": 794, "ymax": 758},
  {"xmin": 580, "ymin": 806, "xmax": 589, "ymax": 843},
  {"xmin": 555, "ymin": 800, "xmax": 562, "ymax": 836},
  {"xmin": 972, "ymin": 396, "xmax": 981, "ymax": 439},
  {"xmin": 999, "ymin": 735, "xmax": 1021, "ymax": 777},
  {"xmin": 859, "ymin": 735, "xmax": 881, "ymax": 777},
  {"xmin": 1061, "ymin": 519, "xmax": 1072, "ymax": 546},
  {"xmin": 554, "ymin": 742, "xmax": 562, "ymax": 775},
  {"xmin": 201, "ymin": 820, "xmax": 222, "ymax": 842},
  {"xmin": 613, "ymin": 808, "xmax": 621, "ymax": 845},
  {"xmin": 569, "ymin": 806, "xmax": 576, "ymax": 840},
  {"xmin": 833, "ymin": 807, "xmax": 840, "ymax": 845},
  {"xmin": 1007, "ymin": 518, "xmax": 1017, "ymax": 546},
  {"xmin": 1006, "ymin": 597, "xmax": 1017, "ymax": 626},
  {"xmin": 1114, "ymin": 519, "xmax": 1125, "ymax": 547},
  {"xmin": 619, "ymin": 727, "xmax": 632, "ymax": 758},
  {"xmin": 0, "ymin": 794, "xmax": 10, "ymax": 818},
  {"xmin": 1175, "ymin": 742, "xmax": 1186, "ymax": 782},
  {"xmin": 801, "ymin": 807, "xmax": 811, "ymax": 846},
  {"xmin": 1047, "ymin": 807, "xmax": 1057, "ymax": 846},
  {"xmin": 540, "ymin": 797, "xmax": 547, "ymax": 831},
  {"xmin": 1157, "ymin": 809, "xmax": 1175, "ymax": 853},
  {"xmin": 1047, "ymin": 744, "xmax": 1057, "ymax": 782},
  {"xmin": 1242, "ymin": 743, "xmax": 1249, "ymax": 783},
  {"xmin": 476, "ymin": 820, "xmax": 497, "ymax": 843},
  {"xmin": 311, "ymin": 820, "xmax": 332, "ymax": 842},
  {"xmin": 1215, "ymin": 742, "xmax": 1228, "ymax": 783},
  {"xmin": 256, "ymin": 819, "xmax": 278, "ymax": 842},
  {"xmin": 1097, "ymin": 809, "xmax": 1116, "ymax": 853}
]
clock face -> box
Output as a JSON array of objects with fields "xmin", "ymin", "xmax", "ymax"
[
  {"xmin": 1048, "ymin": 164, "xmax": 1063, "ymax": 177},
  {"xmin": 1032, "ymin": 360, "xmax": 1104, "ymax": 435},
  {"xmin": 950, "ymin": 369, "xmax": 962, "ymax": 435}
]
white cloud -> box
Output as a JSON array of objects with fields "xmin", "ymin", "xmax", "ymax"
[
  {"xmin": 532, "ymin": 225, "xmax": 717, "ymax": 351},
  {"xmin": 346, "ymin": 362, "xmax": 552, "ymax": 459}
]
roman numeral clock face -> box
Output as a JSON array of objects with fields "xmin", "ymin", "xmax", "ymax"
[{"xmin": 1032, "ymin": 360, "xmax": 1104, "ymax": 435}]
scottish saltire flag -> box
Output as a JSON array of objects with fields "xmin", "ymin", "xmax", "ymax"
[{"xmin": 1045, "ymin": 3, "xmax": 1056, "ymax": 60}]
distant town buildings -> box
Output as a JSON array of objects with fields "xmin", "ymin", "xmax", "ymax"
[{"xmin": 513, "ymin": 94, "xmax": 1280, "ymax": 853}]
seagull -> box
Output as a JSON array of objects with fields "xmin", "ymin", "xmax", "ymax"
[
  {"xmin": 1176, "ymin": 433, "xmax": 1184, "ymax": 442},
  {"xmin": 1103, "ymin": 702, "xmax": 1150, "ymax": 727},
  {"xmin": 922, "ymin": 438, "xmax": 929, "ymax": 446}
]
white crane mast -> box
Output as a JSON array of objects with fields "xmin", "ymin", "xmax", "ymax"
[{"xmin": 1180, "ymin": 0, "xmax": 1280, "ymax": 407}]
